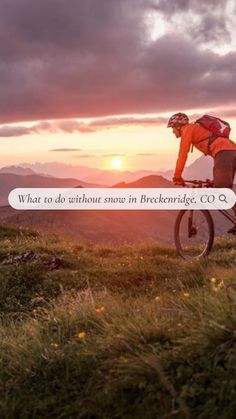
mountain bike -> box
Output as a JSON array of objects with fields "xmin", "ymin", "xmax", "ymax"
[{"xmin": 174, "ymin": 179, "xmax": 236, "ymax": 259}]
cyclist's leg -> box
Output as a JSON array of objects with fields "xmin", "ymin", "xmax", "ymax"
[
  {"xmin": 232, "ymin": 154, "xmax": 236, "ymax": 215},
  {"xmin": 233, "ymin": 153, "xmax": 236, "ymax": 186},
  {"xmin": 213, "ymin": 150, "xmax": 235, "ymax": 187},
  {"xmin": 213, "ymin": 150, "xmax": 236, "ymax": 214}
]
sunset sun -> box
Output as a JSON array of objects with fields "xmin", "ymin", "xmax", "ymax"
[{"xmin": 111, "ymin": 158, "xmax": 123, "ymax": 170}]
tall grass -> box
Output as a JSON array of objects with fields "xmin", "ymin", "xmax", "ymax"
[{"xmin": 0, "ymin": 224, "xmax": 236, "ymax": 418}]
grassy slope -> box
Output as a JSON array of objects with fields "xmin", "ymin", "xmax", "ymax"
[{"xmin": 0, "ymin": 225, "xmax": 236, "ymax": 418}]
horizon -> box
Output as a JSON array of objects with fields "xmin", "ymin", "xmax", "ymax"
[{"xmin": 0, "ymin": 153, "xmax": 207, "ymax": 175}]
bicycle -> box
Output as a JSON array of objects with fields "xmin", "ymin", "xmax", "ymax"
[{"xmin": 174, "ymin": 179, "xmax": 236, "ymax": 259}]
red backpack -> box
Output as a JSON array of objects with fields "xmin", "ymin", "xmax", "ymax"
[
  {"xmin": 195, "ymin": 114, "xmax": 231, "ymax": 138},
  {"xmin": 194, "ymin": 115, "xmax": 231, "ymax": 154}
]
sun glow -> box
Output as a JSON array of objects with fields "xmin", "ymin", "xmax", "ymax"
[{"xmin": 111, "ymin": 158, "xmax": 123, "ymax": 170}]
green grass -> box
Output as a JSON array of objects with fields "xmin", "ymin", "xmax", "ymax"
[{"xmin": 0, "ymin": 224, "xmax": 236, "ymax": 418}]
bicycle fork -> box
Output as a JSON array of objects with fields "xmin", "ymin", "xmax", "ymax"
[{"xmin": 188, "ymin": 210, "xmax": 197, "ymax": 238}]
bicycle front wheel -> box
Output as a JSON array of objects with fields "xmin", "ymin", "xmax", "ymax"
[{"xmin": 174, "ymin": 210, "xmax": 214, "ymax": 259}]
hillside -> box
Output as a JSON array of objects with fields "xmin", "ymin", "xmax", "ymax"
[
  {"xmin": 0, "ymin": 174, "xmax": 233, "ymax": 244},
  {"xmin": 0, "ymin": 225, "xmax": 236, "ymax": 418}
]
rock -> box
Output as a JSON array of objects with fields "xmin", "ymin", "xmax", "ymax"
[{"xmin": 46, "ymin": 256, "xmax": 63, "ymax": 270}]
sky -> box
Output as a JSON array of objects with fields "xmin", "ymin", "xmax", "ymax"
[{"xmin": 0, "ymin": 0, "xmax": 236, "ymax": 172}]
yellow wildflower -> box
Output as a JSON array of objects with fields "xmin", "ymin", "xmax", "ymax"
[
  {"xmin": 218, "ymin": 280, "xmax": 225, "ymax": 289},
  {"xmin": 50, "ymin": 343, "xmax": 59, "ymax": 348},
  {"xmin": 78, "ymin": 332, "xmax": 86, "ymax": 339},
  {"xmin": 96, "ymin": 306, "xmax": 105, "ymax": 313},
  {"xmin": 183, "ymin": 293, "xmax": 190, "ymax": 298},
  {"xmin": 210, "ymin": 277, "xmax": 216, "ymax": 283}
]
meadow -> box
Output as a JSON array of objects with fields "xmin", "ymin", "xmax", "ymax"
[{"xmin": 0, "ymin": 225, "xmax": 236, "ymax": 418}]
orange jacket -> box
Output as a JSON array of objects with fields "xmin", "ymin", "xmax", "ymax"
[{"xmin": 174, "ymin": 123, "xmax": 236, "ymax": 178}]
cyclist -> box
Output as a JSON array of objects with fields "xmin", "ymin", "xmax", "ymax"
[{"xmin": 168, "ymin": 112, "xmax": 236, "ymax": 229}]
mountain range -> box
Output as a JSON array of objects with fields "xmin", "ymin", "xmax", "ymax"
[
  {"xmin": 158, "ymin": 155, "xmax": 213, "ymax": 180},
  {"xmin": 19, "ymin": 162, "xmax": 158, "ymax": 185},
  {"xmin": 1, "ymin": 155, "xmax": 214, "ymax": 185}
]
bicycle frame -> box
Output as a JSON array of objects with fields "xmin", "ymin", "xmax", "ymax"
[
  {"xmin": 218, "ymin": 209, "xmax": 236, "ymax": 225},
  {"xmin": 183, "ymin": 179, "xmax": 236, "ymax": 227}
]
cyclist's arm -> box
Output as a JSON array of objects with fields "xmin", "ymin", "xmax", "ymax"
[{"xmin": 174, "ymin": 130, "xmax": 192, "ymax": 178}]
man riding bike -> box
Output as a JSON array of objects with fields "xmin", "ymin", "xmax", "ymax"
[{"xmin": 168, "ymin": 112, "xmax": 236, "ymax": 230}]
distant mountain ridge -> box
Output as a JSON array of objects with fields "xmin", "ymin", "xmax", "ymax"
[
  {"xmin": 0, "ymin": 173, "xmax": 104, "ymax": 206},
  {"xmin": 0, "ymin": 166, "xmax": 37, "ymax": 176},
  {"xmin": 6, "ymin": 155, "xmax": 214, "ymax": 183},
  {"xmin": 19, "ymin": 162, "xmax": 159, "ymax": 185},
  {"xmin": 158, "ymin": 155, "xmax": 214, "ymax": 180},
  {"xmin": 0, "ymin": 156, "xmax": 213, "ymax": 186}
]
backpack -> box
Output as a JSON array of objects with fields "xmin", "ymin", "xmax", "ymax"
[
  {"xmin": 195, "ymin": 114, "xmax": 231, "ymax": 138},
  {"xmin": 193, "ymin": 114, "xmax": 231, "ymax": 155}
]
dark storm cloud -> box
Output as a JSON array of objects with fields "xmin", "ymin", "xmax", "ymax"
[
  {"xmin": 0, "ymin": 0, "xmax": 235, "ymax": 123},
  {"xmin": 141, "ymin": 35, "xmax": 236, "ymax": 111},
  {"xmin": 0, "ymin": 0, "xmax": 143, "ymax": 59},
  {"xmin": 0, "ymin": 0, "xmax": 145, "ymax": 122}
]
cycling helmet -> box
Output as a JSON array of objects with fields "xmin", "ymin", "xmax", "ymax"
[{"xmin": 167, "ymin": 112, "xmax": 189, "ymax": 128}]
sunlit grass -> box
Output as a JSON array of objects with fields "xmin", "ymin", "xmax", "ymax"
[{"xmin": 0, "ymin": 224, "xmax": 236, "ymax": 418}]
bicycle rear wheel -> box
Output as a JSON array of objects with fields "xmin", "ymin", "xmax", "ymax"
[{"xmin": 174, "ymin": 210, "xmax": 214, "ymax": 259}]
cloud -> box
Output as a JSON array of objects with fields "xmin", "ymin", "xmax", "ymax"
[
  {"xmin": 90, "ymin": 116, "xmax": 167, "ymax": 127},
  {"xmin": 0, "ymin": 120, "xmax": 96, "ymax": 137},
  {"xmin": 101, "ymin": 154, "xmax": 126, "ymax": 157},
  {"xmin": 151, "ymin": 0, "xmax": 226, "ymax": 15},
  {"xmin": 56, "ymin": 121, "xmax": 95, "ymax": 133},
  {"xmin": 1, "ymin": 105, "xmax": 235, "ymax": 139},
  {"xmin": 137, "ymin": 153, "xmax": 157, "ymax": 156},
  {"xmin": 49, "ymin": 148, "xmax": 81, "ymax": 152},
  {"xmin": 0, "ymin": 126, "xmax": 31, "ymax": 137},
  {"xmin": 0, "ymin": 0, "xmax": 235, "ymax": 123},
  {"xmin": 150, "ymin": 0, "xmax": 231, "ymax": 44},
  {"xmin": 73, "ymin": 154, "xmax": 96, "ymax": 158},
  {"xmin": 0, "ymin": 116, "xmax": 167, "ymax": 137}
]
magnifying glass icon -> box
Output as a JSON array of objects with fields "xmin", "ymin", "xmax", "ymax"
[{"xmin": 219, "ymin": 194, "xmax": 228, "ymax": 203}]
